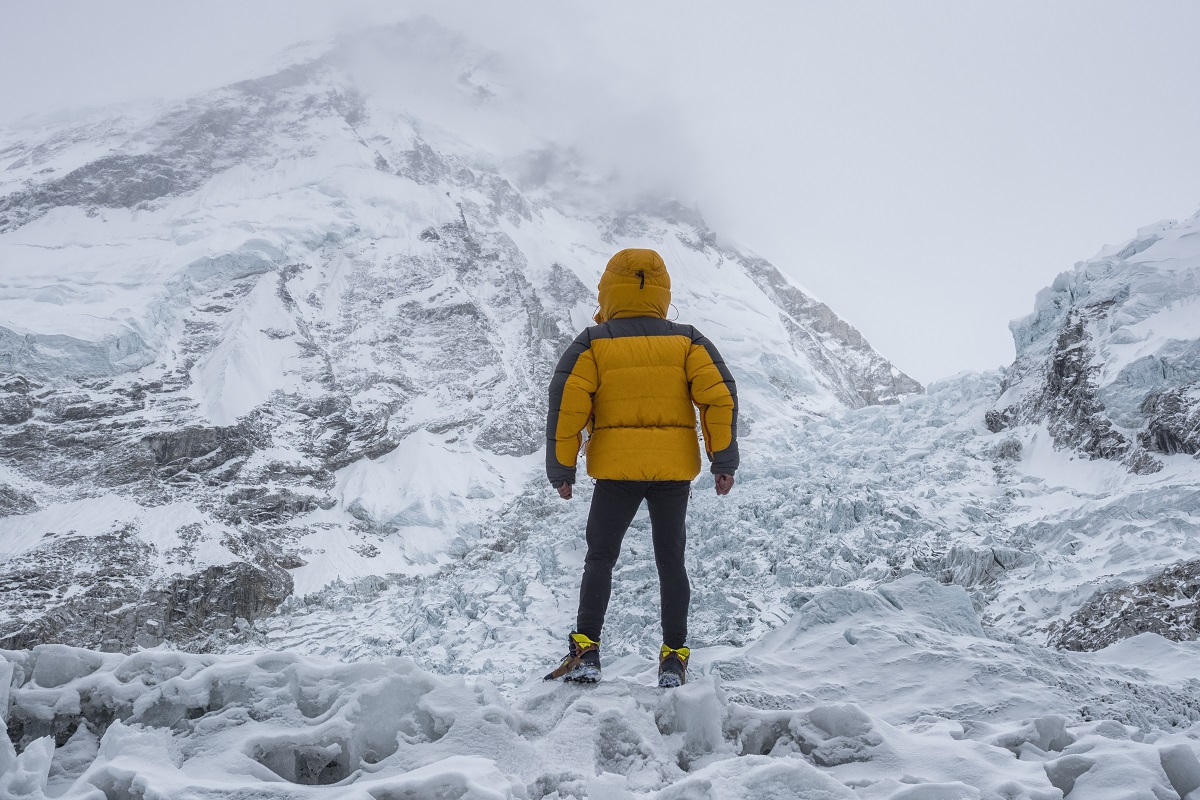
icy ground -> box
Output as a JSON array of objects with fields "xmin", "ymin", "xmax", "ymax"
[
  {"xmin": 0, "ymin": 18, "xmax": 918, "ymax": 655},
  {"xmin": 4, "ymin": 18, "xmax": 1200, "ymax": 798},
  {"xmin": 6, "ymin": 579, "xmax": 1200, "ymax": 799},
  {"xmin": 255, "ymin": 370, "xmax": 1200, "ymax": 684},
  {"xmin": 6, "ymin": 370, "xmax": 1200, "ymax": 798}
]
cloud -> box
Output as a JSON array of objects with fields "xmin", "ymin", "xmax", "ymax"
[{"xmin": 3, "ymin": 1, "xmax": 1200, "ymax": 382}]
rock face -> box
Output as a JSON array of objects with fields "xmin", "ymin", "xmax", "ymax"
[
  {"xmin": 738, "ymin": 255, "xmax": 923, "ymax": 407},
  {"xmin": 0, "ymin": 21, "xmax": 919, "ymax": 652},
  {"xmin": 3, "ymin": 18, "xmax": 1195, "ymax": 670},
  {"xmin": 0, "ymin": 554, "xmax": 292, "ymax": 653},
  {"xmin": 1050, "ymin": 559, "xmax": 1200, "ymax": 651},
  {"xmin": 1140, "ymin": 383, "xmax": 1200, "ymax": 456},
  {"xmin": 988, "ymin": 216, "xmax": 1200, "ymax": 474}
]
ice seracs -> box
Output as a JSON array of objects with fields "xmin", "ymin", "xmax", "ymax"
[
  {"xmin": 989, "ymin": 212, "xmax": 1200, "ymax": 472},
  {"xmin": 0, "ymin": 20, "xmax": 917, "ymax": 650},
  {"xmin": 5, "ymin": 577, "xmax": 1200, "ymax": 798},
  {"xmin": 4, "ymin": 16, "xmax": 1200, "ymax": 799}
]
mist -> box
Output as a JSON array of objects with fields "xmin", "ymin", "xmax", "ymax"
[{"xmin": 3, "ymin": 1, "xmax": 1199, "ymax": 381}]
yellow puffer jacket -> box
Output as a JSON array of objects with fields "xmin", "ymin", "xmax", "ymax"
[{"xmin": 546, "ymin": 248, "xmax": 739, "ymax": 484}]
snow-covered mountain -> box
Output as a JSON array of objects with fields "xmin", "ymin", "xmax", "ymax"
[
  {"xmin": 989, "ymin": 217, "xmax": 1200, "ymax": 474},
  {"xmin": 3, "ymin": 18, "xmax": 1200, "ymax": 800},
  {"xmin": 0, "ymin": 21, "xmax": 918, "ymax": 652}
]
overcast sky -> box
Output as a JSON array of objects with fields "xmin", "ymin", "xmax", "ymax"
[{"xmin": 3, "ymin": 1, "xmax": 1199, "ymax": 382}]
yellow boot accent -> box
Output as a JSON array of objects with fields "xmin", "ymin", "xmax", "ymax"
[
  {"xmin": 573, "ymin": 633, "xmax": 600, "ymax": 649},
  {"xmin": 659, "ymin": 644, "xmax": 690, "ymax": 661},
  {"xmin": 544, "ymin": 633, "xmax": 601, "ymax": 681},
  {"xmin": 658, "ymin": 645, "xmax": 690, "ymax": 687}
]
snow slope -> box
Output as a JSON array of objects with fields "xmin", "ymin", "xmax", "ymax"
[
  {"xmin": 3, "ymin": 17, "xmax": 1200, "ymax": 800},
  {"xmin": 991, "ymin": 214, "xmax": 1200, "ymax": 472},
  {"xmin": 0, "ymin": 19, "xmax": 917, "ymax": 650},
  {"xmin": 6, "ymin": 579, "xmax": 1200, "ymax": 798}
]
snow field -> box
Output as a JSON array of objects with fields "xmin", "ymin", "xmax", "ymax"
[
  {"xmin": 6, "ymin": 576, "xmax": 1200, "ymax": 798},
  {"xmin": 0, "ymin": 496, "xmax": 239, "ymax": 573},
  {"xmin": 261, "ymin": 367, "xmax": 1200, "ymax": 666},
  {"xmin": 4, "ymin": 20, "xmax": 1200, "ymax": 799}
]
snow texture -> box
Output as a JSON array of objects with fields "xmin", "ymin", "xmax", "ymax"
[
  {"xmin": 3, "ymin": 17, "xmax": 1200, "ymax": 799},
  {"xmin": 5, "ymin": 577, "xmax": 1200, "ymax": 799},
  {"xmin": 0, "ymin": 19, "xmax": 918, "ymax": 651}
]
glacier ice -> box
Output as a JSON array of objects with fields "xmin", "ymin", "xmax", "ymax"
[
  {"xmin": 3, "ymin": 17, "xmax": 1200, "ymax": 798},
  {"xmin": 3, "ymin": 576, "xmax": 1199, "ymax": 797}
]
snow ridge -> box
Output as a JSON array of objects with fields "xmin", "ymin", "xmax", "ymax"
[
  {"xmin": 2, "ymin": 18, "xmax": 1200, "ymax": 800},
  {"xmin": 0, "ymin": 20, "xmax": 917, "ymax": 650},
  {"xmin": 989, "ymin": 213, "xmax": 1200, "ymax": 471}
]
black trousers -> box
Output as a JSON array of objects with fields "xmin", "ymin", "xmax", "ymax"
[{"xmin": 576, "ymin": 479, "xmax": 691, "ymax": 649}]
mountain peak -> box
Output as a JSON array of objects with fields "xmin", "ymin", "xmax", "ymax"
[
  {"xmin": 990, "ymin": 211, "xmax": 1200, "ymax": 470},
  {"xmin": 0, "ymin": 29, "xmax": 917, "ymax": 646}
]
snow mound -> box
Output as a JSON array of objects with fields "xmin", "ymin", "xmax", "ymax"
[{"xmin": 5, "ymin": 576, "xmax": 1200, "ymax": 798}]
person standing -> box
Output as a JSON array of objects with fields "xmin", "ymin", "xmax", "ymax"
[{"xmin": 543, "ymin": 248, "xmax": 738, "ymax": 688}]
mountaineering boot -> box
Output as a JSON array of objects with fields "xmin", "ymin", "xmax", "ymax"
[
  {"xmin": 543, "ymin": 632, "xmax": 601, "ymax": 683},
  {"xmin": 658, "ymin": 644, "xmax": 689, "ymax": 688}
]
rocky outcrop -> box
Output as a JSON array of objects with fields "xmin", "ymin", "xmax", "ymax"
[
  {"xmin": 990, "ymin": 304, "xmax": 1149, "ymax": 469},
  {"xmin": 0, "ymin": 395, "xmax": 33, "ymax": 425},
  {"xmin": 737, "ymin": 253, "xmax": 923, "ymax": 407},
  {"xmin": 222, "ymin": 487, "xmax": 335, "ymax": 525},
  {"xmin": 0, "ymin": 529, "xmax": 292, "ymax": 652},
  {"xmin": 0, "ymin": 21, "xmax": 931, "ymax": 655},
  {"xmin": 1140, "ymin": 382, "xmax": 1200, "ymax": 456},
  {"xmin": 141, "ymin": 423, "xmax": 266, "ymax": 479},
  {"xmin": 988, "ymin": 217, "xmax": 1200, "ymax": 474},
  {"xmin": 1050, "ymin": 560, "xmax": 1200, "ymax": 651}
]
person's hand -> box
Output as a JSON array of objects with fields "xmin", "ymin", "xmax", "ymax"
[
  {"xmin": 715, "ymin": 474, "xmax": 734, "ymax": 496},
  {"xmin": 557, "ymin": 482, "xmax": 573, "ymax": 500}
]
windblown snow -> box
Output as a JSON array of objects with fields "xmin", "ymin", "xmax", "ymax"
[{"xmin": 3, "ymin": 17, "xmax": 1200, "ymax": 800}]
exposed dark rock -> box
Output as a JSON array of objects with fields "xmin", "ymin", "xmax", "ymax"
[
  {"xmin": 984, "ymin": 407, "xmax": 1015, "ymax": 434},
  {"xmin": 0, "ymin": 483, "xmax": 36, "ymax": 515},
  {"xmin": 0, "ymin": 154, "xmax": 203, "ymax": 232},
  {"xmin": 222, "ymin": 487, "xmax": 334, "ymax": 524},
  {"xmin": 991, "ymin": 303, "xmax": 1164, "ymax": 474},
  {"xmin": 1140, "ymin": 384, "xmax": 1200, "ymax": 457},
  {"xmin": 296, "ymin": 394, "xmax": 350, "ymax": 419},
  {"xmin": 543, "ymin": 261, "xmax": 591, "ymax": 308},
  {"xmin": 987, "ymin": 228, "xmax": 1200, "ymax": 475},
  {"xmin": 43, "ymin": 394, "xmax": 140, "ymax": 423},
  {"xmin": 476, "ymin": 414, "xmax": 542, "ymax": 457},
  {"xmin": 0, "ymin": 394, "xmax": 34, "ymax": 424},
  {"xmin": 0, "ymin": 375, "xmax": 34, "ymax": 394},
  {"xmin": 1050, "ymin": 559, "xmax": 1200, "ymax": 651},
  {"xmin": 0, "ymin": 529, "xmax": 158, "ymax": 651},
  {"xmin": 0, "ymin": 526, "xmax": 293, "ymax": 652},
  {"xmin": 1040, "ymin": 307, "xmax": 1132, "ymax": 461},
  {"xmin": 149, "ymin": 562, "xmax": 293, "ymax": 644},
  {"xmin": 398, "ymin": 137, "xmax": 449, "ymax": 185},
  {"xmin": 0, "ymin": 422, "xmax": 47, "ymax": 463},
  {"xmin": 140, "ymin": 422, "xmax": 266, "ymax": 477}
]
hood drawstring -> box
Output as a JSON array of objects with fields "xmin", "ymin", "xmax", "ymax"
[{"xmin": 596, "ymin": 249, "xmax": 670, "ymax": 321}]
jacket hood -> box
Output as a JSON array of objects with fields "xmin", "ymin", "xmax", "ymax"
[{"xmin": 594, "ymin": 249, "xmax": 671, "ymax": 323}]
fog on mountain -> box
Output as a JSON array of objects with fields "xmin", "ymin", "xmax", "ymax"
[{"xmin": 2, "ymin": 18, "xmax": 1200, "ymax": 800}]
